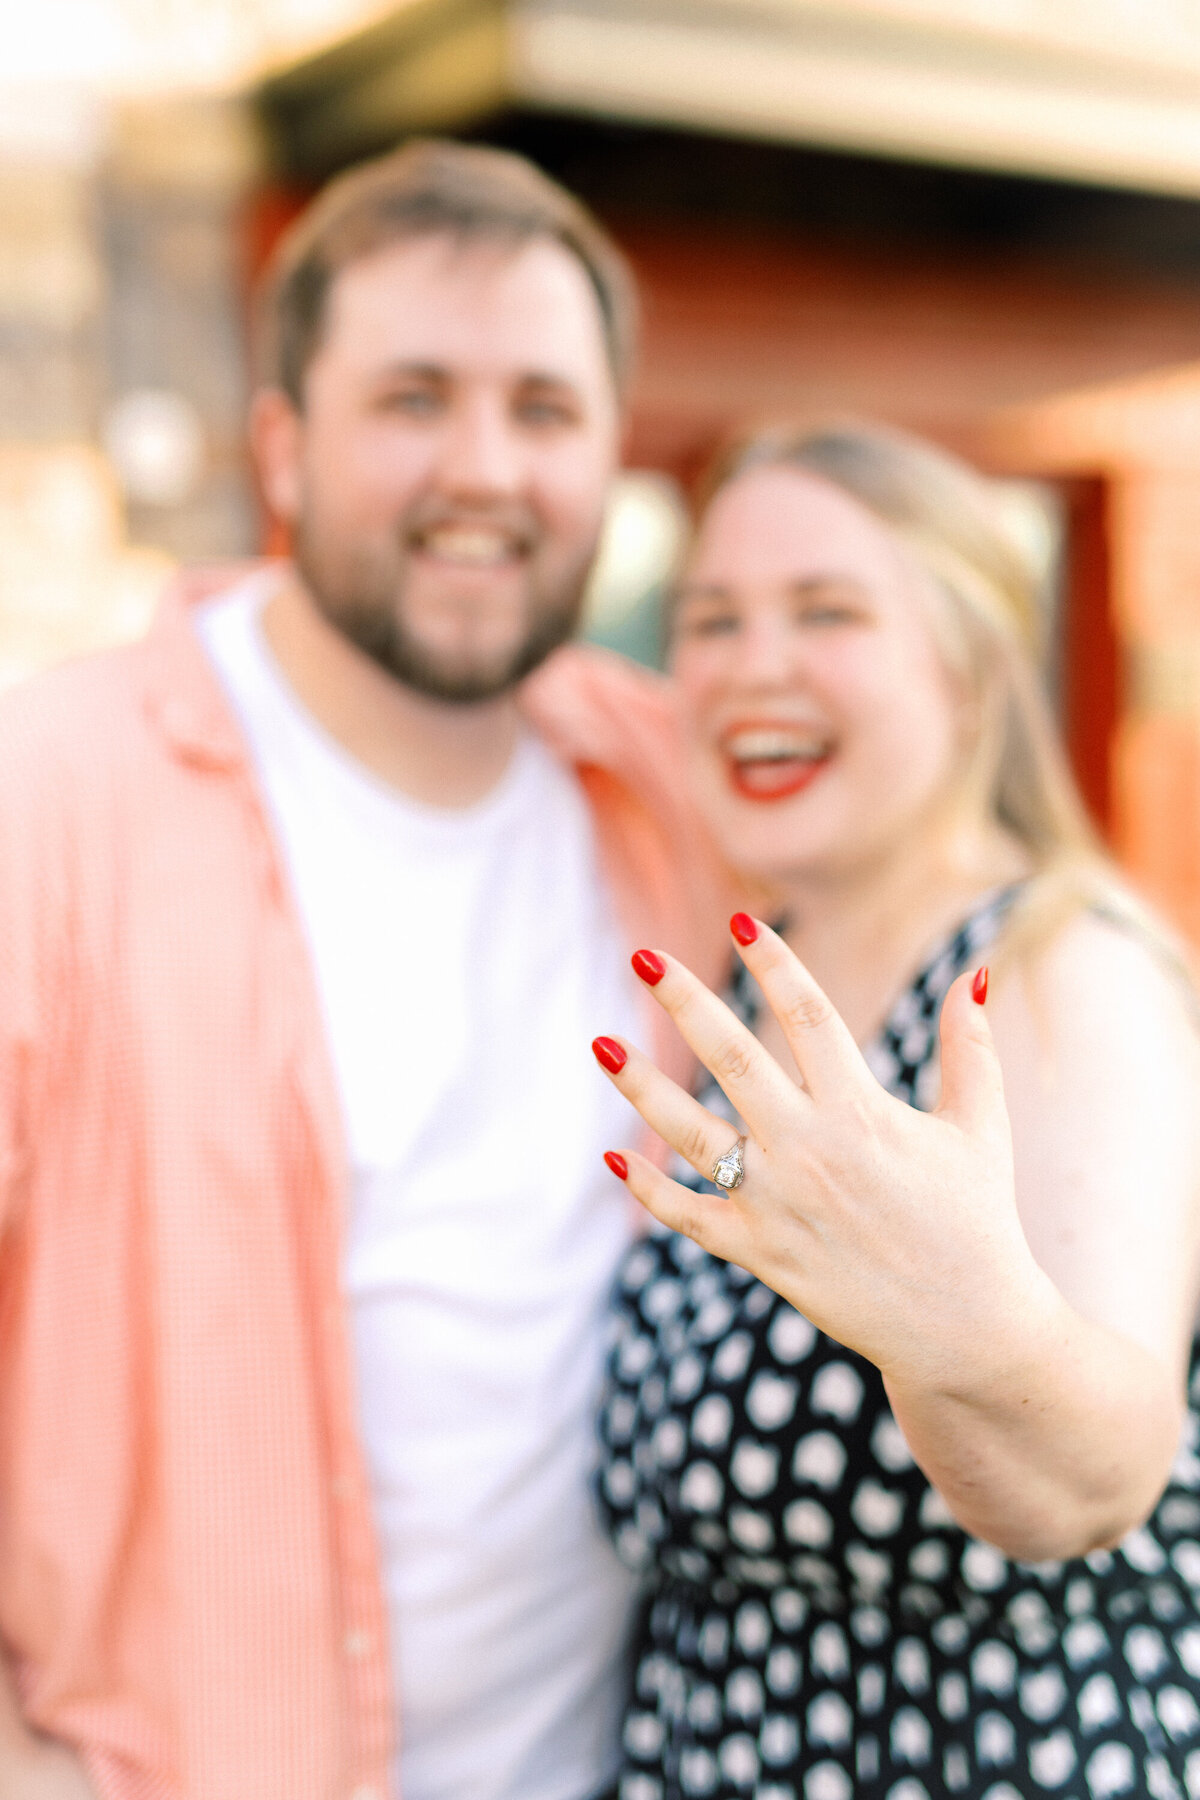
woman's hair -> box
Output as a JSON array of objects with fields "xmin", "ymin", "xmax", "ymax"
[{"xmin": 695, "ymin": 419, "xmax": 1187, "ymax": 975}]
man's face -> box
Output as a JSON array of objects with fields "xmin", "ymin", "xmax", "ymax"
[{"xmin": 257, "ymin": 232, "xmax": 622, "ymax": 702}]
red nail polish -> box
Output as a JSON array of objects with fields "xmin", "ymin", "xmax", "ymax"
[
  {"xmin": 631, "ymin": 949, "xmax": 667, "ymax": 986},
  {"xmin": 972, "ymin": 966, "xmax": 989, "ymax": 1006},
  {"xmin": 730, "ymin": 912, "xmax": 758, "ymax": 947},
  {"xmin": 592, "ymin": 1036, "xmax": 627, "ymax": 1074},
  {"xmin": 604, "ymin": 1151, "xmax": 628, "ymax": 1181}
]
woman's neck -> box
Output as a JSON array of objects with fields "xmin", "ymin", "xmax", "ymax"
[{"xmin": 772, "ymin": 824, "xmax": 1029, "ymax": 1046}]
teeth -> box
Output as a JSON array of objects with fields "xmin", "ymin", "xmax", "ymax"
[
  {"xmin": 724, "ymin": 728, "xmax": 828, "ymax": 763},
  {"xmin": 419, "ymin": 526, "xmax": 520, "ymax": 565}
]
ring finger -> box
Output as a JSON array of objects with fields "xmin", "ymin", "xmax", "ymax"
[{"xmin": 591, "ymin": 1034, "xmax": 757, "ymax": 1190}]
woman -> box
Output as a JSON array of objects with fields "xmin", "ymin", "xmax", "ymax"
[{"xmin": 589, "ymin": 423, "xmax": 1200, "ymax": 1800}]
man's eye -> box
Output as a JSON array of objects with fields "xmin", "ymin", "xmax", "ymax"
[
  {"xmin": 378, "ymin": 388, "xmax": 442, "ymax": 416},
  {"xmin": 801, "ymin": 605, "xmax": 857, "ymax": 626},
  {"xmin": 517, "ymin": 397, "xmax": 577, "ymax": 426}
]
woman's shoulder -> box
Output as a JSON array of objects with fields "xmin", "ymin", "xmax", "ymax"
[
  {"xmin": 1008, "ymin": 899, "xmax": 1195, "ymax": 1032},
  {"xmin": 990, "ymin": 898, "xmax": 1200, "ymax": 1129}
]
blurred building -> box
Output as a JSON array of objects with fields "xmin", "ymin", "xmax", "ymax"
[{"xmin": 8, "ymin": 0, "xmax": 1200, "ymax": 932}]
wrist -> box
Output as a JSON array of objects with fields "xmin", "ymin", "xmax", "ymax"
[{"xmin": 883, "ymin": 1252, "xmax": 1065, "ymax": 1411}]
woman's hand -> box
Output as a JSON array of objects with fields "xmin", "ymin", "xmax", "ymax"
[
  {"xmin": 594, "ymin": 913, "xmax": 1188, "ymax": 1557},
  {"xmin": 596, "ymin": 914, "xmax": 1047, "ymax": 1395}
]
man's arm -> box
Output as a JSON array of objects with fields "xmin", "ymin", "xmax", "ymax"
[{"xmin": 0, "ymin": 710, "xmax": 96, "ymax": 1795}]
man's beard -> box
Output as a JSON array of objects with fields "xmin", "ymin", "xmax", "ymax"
[{"xmin": 293, "ymin": 517, "xmax": 594, "ymax": 705}]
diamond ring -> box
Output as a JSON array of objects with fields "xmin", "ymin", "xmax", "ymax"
[{"xmin": 711, "ymin": 1135, "xmax": 747, "ymax": 1191}]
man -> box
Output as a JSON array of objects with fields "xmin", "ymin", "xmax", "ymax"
[{"xmin": 0, "ymin": 141, "xmax": 726, "ymax": 1800}]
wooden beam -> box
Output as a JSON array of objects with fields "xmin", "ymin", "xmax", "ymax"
[{"xmin": 509, "ymin": 0, "xmax": 1200, "ymax": 198}]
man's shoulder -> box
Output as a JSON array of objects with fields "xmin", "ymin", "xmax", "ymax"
[
  {"xmin": 0, "ymin": 648, "xmax": 166, "ymax": 925},
  {"xmin": 0, "ymin": 561, "xmax": 261, "ymax": 798},
  {"xmin": 0, "ymin": 638, "xmax": 152, "ymax": 784}
]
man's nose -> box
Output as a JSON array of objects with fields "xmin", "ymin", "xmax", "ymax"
[{"xmin": 434, "ymin": 392, "xmax": 524, "ymax": 498}]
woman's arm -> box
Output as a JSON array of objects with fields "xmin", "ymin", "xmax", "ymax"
[
  {"xmin": 593, "ymin": 914, "xmax": 1200, "ymax": 1561},
  {"xmin": 903, "ymin": 911, "xmax": 1199, "ymax": 1557}
]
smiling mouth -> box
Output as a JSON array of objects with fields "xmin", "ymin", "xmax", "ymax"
[
  {"xmin": 410, "ymin": 522, "xmax": 531, "ymax": 568},
  {"xmin": 720, "ymin": 725, "xmax": 833, "ymax": 802}
]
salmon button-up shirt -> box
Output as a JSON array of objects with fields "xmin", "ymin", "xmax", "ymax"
[{"xmin": 0, "ymin": 570, "xmax": 731, "ymax": 1800}]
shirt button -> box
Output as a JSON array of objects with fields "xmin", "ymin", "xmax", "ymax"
[
  {"xmin": 331, "ymin": 1476, "xmax": 352, "ymax": 1500},
  {"xmin": 344, "ymin": 1629, "xmax": 372, "ymax": 1659},
  {"xmin": 349, "ymin": 1787, "xmax": 379, "ymax": 1800}
]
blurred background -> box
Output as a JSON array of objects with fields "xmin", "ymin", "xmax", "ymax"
[{"xmin": 6, "ymin": 0, "xmax": 1200, "ymax": 933}]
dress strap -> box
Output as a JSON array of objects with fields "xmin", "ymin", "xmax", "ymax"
[{"xmin": 864, "ymin": 881, "xmax": 1026, "ymax": 1109}]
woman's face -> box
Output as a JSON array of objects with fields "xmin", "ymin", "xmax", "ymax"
[{"xmin": 671, "ymin": 464, "xmax": 970, "ymax": 885}]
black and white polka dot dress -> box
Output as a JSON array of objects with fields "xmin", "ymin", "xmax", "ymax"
[{"xmin": 596, "ymin": 889, "xmax": 1200, "ymax": 1800}]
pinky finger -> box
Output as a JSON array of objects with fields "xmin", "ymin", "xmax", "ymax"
[{"xmin": 604, "ymin": 1149, "xmax": 742, "ymax": 1264}]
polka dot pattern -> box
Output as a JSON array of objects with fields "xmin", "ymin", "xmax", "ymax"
[{"xmin": 597, "ymin": 890, "xmax": 1200, "ymax": 1798}]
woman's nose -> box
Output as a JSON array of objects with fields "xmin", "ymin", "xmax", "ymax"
[{"xmin": 728, "ymin": 614, "xmax": 803, "ymax": 687}]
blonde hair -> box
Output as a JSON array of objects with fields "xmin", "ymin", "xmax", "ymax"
[{"xmin": 699, "ymin": 419, "xmax": 1187, "ymax": 976}]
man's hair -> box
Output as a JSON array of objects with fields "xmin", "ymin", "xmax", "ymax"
[{"xmin": 256, "ymin": 137, "xmax": 637, "ymax": 406}]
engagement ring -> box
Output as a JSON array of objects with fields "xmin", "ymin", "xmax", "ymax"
[{"xmin": 711, "ymin": 1135, "xmax": 747, "ymax": 1191}]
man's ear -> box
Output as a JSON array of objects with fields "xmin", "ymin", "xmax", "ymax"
[{"xmin": 248, "ymin": 387, "xmax": 304, "ymax": 528}]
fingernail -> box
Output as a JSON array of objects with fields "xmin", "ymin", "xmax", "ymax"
[
  {"xmin": 971, "ymin": 966, "xmax": 989, "ymax": 1006},
  {"xmin": 631, "ymin": 949, "xmax": 667, "ymax": 986},
  {"xmin": 592, "ymin": 1036, "xmax": 628, "ymax": 1074},
  {"xmin": 603, "ymin": 1151, "xmax": 628, "ymax": 1181},
  {"xmin": 730, "ymin": 912, "xmax": 758, "ymax": 946}
]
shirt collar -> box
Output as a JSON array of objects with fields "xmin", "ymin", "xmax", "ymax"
[
  {"xmin": 141, "ymin": 563, "xmax": 283, "ymax": 772},
  {"xmin": 140, "ymin": 559, "xmax": 673, "ymax": 793}
]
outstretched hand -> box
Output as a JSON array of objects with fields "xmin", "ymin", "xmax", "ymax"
[{"xmin": 594, "ymin": 914, "xmax": 1050, "ymax": 1397}]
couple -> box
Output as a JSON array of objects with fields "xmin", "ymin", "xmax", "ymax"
[{"xmin": 0, "ymin": 138, "xmax": 1197, "ymax": 1800}]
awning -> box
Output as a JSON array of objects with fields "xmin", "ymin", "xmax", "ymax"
[{"xmin": 260, "ymin": 0, "xmax": 1200, "ymax": 197}]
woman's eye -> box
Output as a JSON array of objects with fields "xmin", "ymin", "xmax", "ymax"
[
  {"xmin": 795, "ymin": 594, "xmax": 865, "ymax": 627},
  {"xmin": 678, "ymin": 611, "xmax": 740, "ymax": 638}
]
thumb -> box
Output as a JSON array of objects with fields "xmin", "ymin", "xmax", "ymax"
[{"xmin": 936, "ymin": 966, "xmax": 1008, "ymax": 1141}]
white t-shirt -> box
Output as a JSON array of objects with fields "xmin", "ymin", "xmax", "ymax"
[{"xmin": 197, "ymin": 577, "xmax": 643, "ymax": 1800}]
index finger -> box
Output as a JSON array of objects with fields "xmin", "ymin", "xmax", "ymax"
[
  {"xmin": 726, "ymin": 912, "xmax": 866, "ymax": 1105},
  {"xmin": 629, "ymin": 942, "xmax": 811, "ymax": 1143}
]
